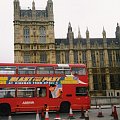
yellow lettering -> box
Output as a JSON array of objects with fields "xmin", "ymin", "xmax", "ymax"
[
  {"xmin": 9, "ymin": 77, "xmax": 19, "ymax": 82},
  {"xmin": 0, "ymin": 77, "xmax": 8, "ymax": 81}
]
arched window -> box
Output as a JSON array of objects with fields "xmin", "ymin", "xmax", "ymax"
[
  {"xmin": 74, "ymin": 51, "xmax": 78, "ymax": 63},
  {"xmin": 56, "ymin": 51, "xmax": 60, "ymax": 64},
  {"xmin": 24, "ymin": 27, "xmax": 30, "ymax": 43},
  {"xmin": 40, "ymin": 52, "xmax": 47, "ymax": 63},
  {"xmin": 24, "ymin": 52, "xmax": 30, "ymax": 63},
  {"xmin": 39, "ymin": 27, "xmax": 46, "ymax": 43}
]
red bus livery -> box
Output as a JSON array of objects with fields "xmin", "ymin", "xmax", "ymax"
[{"xmin": 0, "ymin": 63, "xmax": 90, "ymax": 115}]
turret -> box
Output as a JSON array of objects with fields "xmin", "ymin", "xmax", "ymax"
[
  {"xmin": 14, "ymin": 0, "xmax": 20, "ymax": 20},
  {"xmin": 86, "ymin": 27, "xmax": 89, "ymax": 39},
  {"xmin": 102, "ymin": 27, "xmax": 107, "ymax": 48},
  {"xmin": 78, "ymin": 27, "xmax": 81, "ymax": 39},
  {"xmin": 32, "ymin": 0, "xmax": 36, "ymax": 19},
  {"xmin": 46, "ymin": 0, "xmax": 54, "ymax": 21},
  {"xmin": 115, "ymin": 23, "xmax": 120, "ymax": 39},
  {"xmin": 102, "ymin": 27, "xmax": 106, "ymax": 38},
  {"xmin": 32, "ymin": 0, "xmax": 35, "ymax": 10},
  {"xmin": 67, "ymin": 22, "xmax": 74, "ymax": 45},
  {"xmin": 86, "ymin": 27, "xmax": 90, "ymax": 48}
]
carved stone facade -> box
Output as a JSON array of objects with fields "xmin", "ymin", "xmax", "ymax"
[
  {"xmin": 14, "ymin": 0, "xmax": 55, "ymax": 63},
  {"xmin": 14, "ymin": 0, "xmax": 120, "ymax": 96}
]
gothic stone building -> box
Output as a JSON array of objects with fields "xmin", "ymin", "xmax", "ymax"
[{"xmin": 14, "ymin": 0, "xmax": 120, "ymax": 96}]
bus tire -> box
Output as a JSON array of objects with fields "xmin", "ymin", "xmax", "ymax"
[
  {"xmin": 60, "ymin": 101, "xmax": 71, "ymax": 113},
  {"xmin": 0, "ymin": 104, "xmax": 11, "ymax": 116}
]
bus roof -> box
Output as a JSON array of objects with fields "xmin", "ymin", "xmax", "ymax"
[{"xmin": 0, "ymin": 63, "xmax": 86, "ymax": 68}]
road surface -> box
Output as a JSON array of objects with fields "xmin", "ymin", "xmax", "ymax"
[{"xmin": 0, "ymin": 107, "xmax": 120, "ymax": 120}]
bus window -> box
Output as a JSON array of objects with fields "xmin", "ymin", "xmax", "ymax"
[
  {"xmin": 55, "ymin": 70, "xmax": 64, "ymax": 74},
  {"xmin": 17, "ymin": 88, "xmax": 35, "ymax": 98},
  {"xmin": 64, "ymin": 70, "xmax": 71, "ymax": 75},
  {"xmin": 37, "ymin": 67, "xmax": 54, "ymax": 74},
  {"xmin": 55, "ymin": 70, "xmax": 71, "ymax": 75},
  {"xmin": 37, "ymin": 87, "xmax": 46, "ymax": 97},
  {"xmin": 76, "ymin": 87, "xmax": 88, "ymax": 96},
  {"xmin": 0, "ymin": 88, "xmax": 15, "ymax": 98},
  {"xmin": 18, "ymin": 66, "xmax": 35, "ymax": 74},
  {"xmin": 0, "ymin": 66, "xmax": 16, "ymax": 74},
  {"xmin": 55, "ymin": 67, "xmax": 71, "ymax": 75},
  {"xmin": 71, "ymin": 67, "xmax": 86, "ymax": 75}
]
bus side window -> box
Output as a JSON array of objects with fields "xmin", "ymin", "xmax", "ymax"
[
  {"xmin": 36, "ymin": 67, "xmax": 54, "ymax": 74},
  {"xmin": 18, "ymin": 66, "xmax": 35, "ymax": 74},
  {"xmin": 17, "ymin": 88, "xmax": 35, "ymax": 98},
  {"xmin": 37, "ymin": 87, "xmax": 46, "ymax": 97},
  {"xmin": 0, "ymin": 88, "xmax": 15, "ymax": 98},
  {"xmin": 0, "ymin": 66, "xmax": 16, "ymax": 74},
  {"xmin": 76, "ymin": 87, "xmax": 88, "ymax": 96}
]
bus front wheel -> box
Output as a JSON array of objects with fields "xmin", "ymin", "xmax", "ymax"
[
  {"xmin": 0, "ymin": 104, "xmax": 11, "ymax": 116},
  {"xmin": 60, "ymin": 101, "xmax": 71, "ymax": 113}
]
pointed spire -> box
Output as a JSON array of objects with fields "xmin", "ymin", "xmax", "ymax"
[
  {"xmin": 47, "ymin": 0, "xmax": 53, "ymax": 3},
  {"xmin": 32, "ymin": 0, "xmax": 35, "ymax": 10},
  {"xmin": 14, "ymin": 0, "xmax": 19, "ymax": 3},
  {"xmin": 86, "ymin": 27, "xmax": 89, "ymax": 33},
  {"xmin": 102, "ymin": 27, "xmax": 106, "ymax": 38},
  {"xmin": 116, "ymin": 22, "xmax": 120, "ymax": 31},
  {"xmin": 68, "ymin": 22, "xmax": 72, "ymax": 32},
  {"xmin": 17, "ymin": 0, "xmax": 20, "ymax": 2},
  {"xmin": 116, "ymin": 22, "xmax": 120, "ymax": 39},
  {"xmin": 67, "ymin": 22, "xmax": 74, "ymax": 45},
  {"xmin": 86, "ymin": 27, "xmax": 89, "ymax": 39},
  {"xmin": 68, "ymin": 22, "xmax": 71, "ymax": 27},
  {"xmin": 78, "ymin": 26, "xmax": 81, "ymax": 39},
  {"xmin": 14, "ymin": 0, "xmax": 19, "ymax": 2},
  {"xmin": 117, "ymin": 22, "xmax": 119, "ymax": 27}
]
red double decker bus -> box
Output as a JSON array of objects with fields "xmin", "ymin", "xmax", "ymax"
[{"xmin": 0, "ymin": 63, "xmax": 90, "ymax": 115}]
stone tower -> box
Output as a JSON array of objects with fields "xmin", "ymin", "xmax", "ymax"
[{"xmin": 14, "ymin": 0, "xmax": 55, "ymax": 63}]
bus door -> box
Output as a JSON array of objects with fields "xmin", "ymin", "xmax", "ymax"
[{"xmin": 36, "ymin": 87, "xmax": 48, "ymax": 108}]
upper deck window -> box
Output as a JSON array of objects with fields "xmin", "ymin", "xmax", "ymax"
[
  {"xmin": 37, "ymin": 67, "xmax": 54, "ymax": 74},
  {"xmin": 55, "ymin": 67, "xmax": 71, "ymax": 75},
  {"xmin": 71, "ymin": 67, "xmax": 86, "ymax": 75},
  {"xmin": 0, "ymin": 66, "xmax": 16, "ymax": 74},
  {"xmin": 18, "ymin": 66, "xmax": 35, "ymax": 74}
]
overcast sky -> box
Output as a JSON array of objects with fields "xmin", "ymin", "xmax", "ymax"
[{"xmin": 0, "ymin": 0, "xmax": 120, "ymax": 63}]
